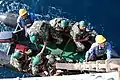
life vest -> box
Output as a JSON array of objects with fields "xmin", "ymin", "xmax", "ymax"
[
  {"xmin": 94, "ymin": 44, "xmax": 107, "ymax": 58},
  {"xmin": 22, "ymin": 14, "xmax": 34, "ymax": 28}
]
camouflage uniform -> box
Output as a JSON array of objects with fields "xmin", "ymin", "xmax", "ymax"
[
  {"xmin": 10, "ymin": 51, "xmax": 29, "ymax": 71},
  {"xmin": 70, "ymin": 22, "xmax": 85, "ymax": 51},
  {"xmin": 49, "ymin": 18, "xmax": 70, "ymax": 44},
  {"xmin": 28, "ymin": 20, "xmax": 50, "ymax": 43},
  {"xmin": 28, "ymin": 21, "xmax": 50, "ymax": 76},
  {"xmin": 10, "ymin": 56, "xmax": 22, "ymax": 71},
  {"xmin": 31, "ymin": 57, "xmax": 48, "ymax": 76}
]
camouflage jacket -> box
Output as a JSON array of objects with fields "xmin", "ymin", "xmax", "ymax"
[{"xmin": 28, "ymin": 20, "xmax": 50, "ymax": 42}]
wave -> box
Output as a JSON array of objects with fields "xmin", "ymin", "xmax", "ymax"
[{"xmin": 0, "ymin": 0, "xmax": 115, "ymax": 52}]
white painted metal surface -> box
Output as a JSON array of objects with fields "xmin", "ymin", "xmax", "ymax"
[{"xmin": 1, "ymin": 72, "xmax": 118, "ymax": 80}]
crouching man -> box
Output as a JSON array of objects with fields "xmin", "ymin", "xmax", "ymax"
[
  {"xmin": 10, "ymin": 50, "xmax": 29, "ymax": 71},
  {"xmin": 31, "ymin": 56, "xmax": 49, "ymax": 76},
  {"xmin": 85, "ymin": 35, "xmax": 112, "ymax": 62}
]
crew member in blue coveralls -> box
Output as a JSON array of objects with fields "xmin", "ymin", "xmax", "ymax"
[
  {"xmin": 16, "ymin": 8, "xmax": 38, "ymax": 37},
  {"xmin": 85, "ymin": 35, "xmax": 112, "ymax": 62}
]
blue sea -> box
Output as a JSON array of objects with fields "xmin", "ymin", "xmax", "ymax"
[{"xmin": 0, "ymin": 0, "xmax": 120, "ymax": 78}]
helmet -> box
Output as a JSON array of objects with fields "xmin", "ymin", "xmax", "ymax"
[
  {"xmin": 95, "ymin": 35, "xmax": 106, "ymax": 43},
  {"xmin": 12, "ymin": 51, "xmax": 22, "ymax": 59},
  {"xmin": 61, "ymin": 20, "xmax": 68, "ymax": 27},
  {"xmin": 30, "ymin": 36, "xmax": 37, "ymax": 43},
  {"xmin": 32, "ymin": 56, "xmax": 41, "ymax": 65},
  {"xmin": 19, "ymin": 9, "xmax": 27, "ymax": 16},
  {"xmin": 29, "ymin": 32, "xmax": 38, "ymax": 43},
  {"xmin": 79, "ymin": 21, "xmax": 88, "ymax": 27}
]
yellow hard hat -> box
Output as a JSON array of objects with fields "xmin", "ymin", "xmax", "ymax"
[
  {"xmin": 95, "ymin": 35, "xmax": 106, "ymax": 43},
  {"xmin": 19, "ymin": 9, "xmax": 27, "ymax": 16}
]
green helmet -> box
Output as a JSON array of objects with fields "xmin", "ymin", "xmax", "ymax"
[
  {"xmin": 79, "ymin": 21, "xmax": 88, "ymax": 27},
  {"xmin": 12, "ymin": 51, "xmax": 22, "ymax": 59},
  {"xmin": 61, "ymin": 20, "xmax": 68, "ymax": 27},
  {"xmin": 29, "ymin": 32, "xmax": 38, "ymax": 43},
  {"xmin": 32, "ymin": 56, "xmax": 41, "ymax": 65}
]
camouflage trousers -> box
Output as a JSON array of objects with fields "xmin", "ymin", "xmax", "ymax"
[{"xmin": 73, "ymin": 40, "xmax": 85, "ymax": 52}]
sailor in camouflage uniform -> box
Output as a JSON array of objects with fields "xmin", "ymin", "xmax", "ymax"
[
  {"xmin": 28, "ymin": 20, "xmax": 50, "ymax": 75},
  {"xmin": 31, "ymin": 56, "xmax": 49, "ymax": 76},
  {"xmin": 10, "ymin": 50, "xmax": 29, "ymax": 71},
  {"xmin": 70, "ymin": 21, "xmax": 93, "ymax": 52},
  {"xmin": 49, "ymin": 18, "xmax": 70, "ymax": 44},
  {"xmin": 28, "ymin": 20, "xmax": 50, "ymax": 55}
]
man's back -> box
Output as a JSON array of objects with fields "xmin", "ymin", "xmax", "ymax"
[{"xmin": 28, "ymin": 20, "xmax": 50, "ymax": 42}]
